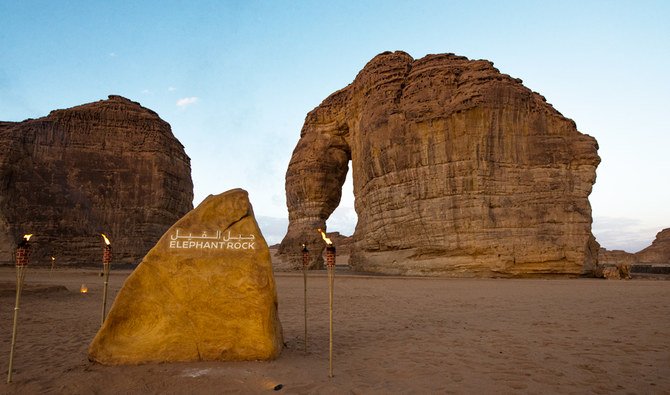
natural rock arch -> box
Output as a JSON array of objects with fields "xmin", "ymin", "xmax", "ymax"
[{"xmin": 279, "ymin": 51, "xmax": 600, "ymax": 277}]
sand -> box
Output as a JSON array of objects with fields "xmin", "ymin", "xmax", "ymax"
[{"xmin": 1, "ymin": 266, "xmax": 668, "ymax": 394}]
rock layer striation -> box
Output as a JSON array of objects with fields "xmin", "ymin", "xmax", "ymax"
[
  {"xmin": 279, "ymin": 51, "xmax": 600, "ymax": 276},
  {"xmin": 0, "ymin": 96, "xmax": 193, "ymax": 265}
]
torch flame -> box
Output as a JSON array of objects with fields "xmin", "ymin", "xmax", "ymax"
[
  {"xmin": 80, "ymin": 284, "xmax": 89, "ymax": 294},
  {"xmin": 317, "ymin": 229, "xmax": 332, "ymax": 246},
  {"xmin": 23, "ymin": 234, "xmax": 33, "ymax": 241},
  {"xmin": 101, "ymin": 234, "xmax": 111, "ymax": 245}
]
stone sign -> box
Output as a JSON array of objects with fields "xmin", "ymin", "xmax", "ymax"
[{"xmin": 88, "ymin": 188, "xmax": 283, "ymax": 364}]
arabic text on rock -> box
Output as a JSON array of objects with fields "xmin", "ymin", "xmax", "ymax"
[{"xmin": 169, "ymin": 230, "xmax": 256, "ymax": 250}]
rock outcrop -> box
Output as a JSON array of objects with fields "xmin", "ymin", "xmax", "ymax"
[
  {"xmin": 0, "ymin": 96, "xmax": 193, "ymax": 265},
  {"xmin": 597, "ymin": 264, "xmax": 631, "ymax": 280},
  {"xmin": 635, "ymin": 228, "xmax": 670, "ymax": 263},
  {"xmin": 89, "ymin": 189, "xmax": 283, "ymax": 364},
  {"xmin": 598, "ymin": 248, "xmax": 637, "ymax": 266},
  {"xmin": 279, "ymin": 51, "xmax": 600, "ymax": 277},
  {"xmin": 598, "ymin": 228, "xmax": 670, "ymax": 265}
]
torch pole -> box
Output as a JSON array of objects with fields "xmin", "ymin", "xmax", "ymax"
[
  {"xmin": 7, "ymin": 265, "xmax": 26, "ymax": 384},
  {"xmin": 302, "ymin": 244, "xmax": 309, "ymax": 353},
  {"xmin": 101, "ymin": 264, "xmax": 110, "ymax": 326},
  {"xmin": 325, "ymin": 245, "xmax": 336, "ymax": 378},
  {"xmin": 8, "ymin": 237, "xmax": 30, "ymax": 384},
  {"xmin": 101, "ymin": 241, "xmax": 111, "ymax": 326}
]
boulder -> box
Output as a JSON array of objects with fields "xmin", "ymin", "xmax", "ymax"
[
  {"xmin": 88, "ymin": 189, "xmax": 283, "ymax": 364},
  {"xmin": 279, "ymin": 51, "xmax": 600, "ymax": 277},
  {"xmin": 596, "ymin": 264, "xmax": 631, "ymax": 280},
  {"xmin": 0, "ymin": 95, "xmax": 193, "ymax": 265},
  {"xmin": 600, "ymin": 266, "xmax": 621, "ymax": 280}
]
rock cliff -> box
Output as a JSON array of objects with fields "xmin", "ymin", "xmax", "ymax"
[
  {"xmin": 0, "ymin": 95, "xmax": 193, "ymax": 265},
  {"xmin": 279, "ymin": 51, "xmax": 600, "ymax": 276}
]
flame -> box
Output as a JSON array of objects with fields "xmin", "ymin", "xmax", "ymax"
[
  {"xmin": 80, "ymin": 284, "xmax": 89, "ymax": 294},
  {"xmin": 23, "ymin": 234, "xmax": 33, "ymax": 241},
  {"xmin": 101, "ymin": 234, "xmax": 111, "ymax": 245},
  {"xmin": 51, "ymin": 256, "xmax": 55, "ymax": 261},
  {"xmin": 317, "ymin": 228, "xmax": 332, "ymax": 245}
]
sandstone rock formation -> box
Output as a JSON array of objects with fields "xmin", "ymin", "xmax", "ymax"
[
  {"xmin": 597, "ymin": 248, "xmax": 637, "ymax": 266},
  {"xmin": 279, "ymin": 51, "xmax": 600, "ymax": 277},
  {"xmin": 598, "ymin": 265, "xmax": 630, "ymax": 280},
  {"xmin": 0, "ymin": 96, "xmax": 193, "ymax": 265},
  {"xmin": 636, "ymin": 228, "xmax": 670, "ymax": 263},
  {"xmin": 89, "ymin": 189, "xmax": 283, "ymax": 364},
  {"xmin": 324, "ymin": 232, "xmax": 353, "ymax": 256},
  {"xmin": 598, "ymin": 228, "xmax": 670, "ymax": 266}
]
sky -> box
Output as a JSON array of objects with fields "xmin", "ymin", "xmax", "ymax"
[{"xmin": 1, "ymin": 1, "xmax": 668, "ymax": 252}]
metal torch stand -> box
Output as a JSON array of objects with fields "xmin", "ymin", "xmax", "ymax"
[
  {"xmin": 7, "ymin": 250, "xmax": 28, "ymax": 384},
  {"xmin": 302, "ymin": 247, "xmax": 309, "ymax": 353},
  {"xmin": 101, "ymin": 246, "xmax": 111, "ymax": 326},
  {"xmin": 326, "ymin": 245, "xmax": 336, "ymax": 378}
]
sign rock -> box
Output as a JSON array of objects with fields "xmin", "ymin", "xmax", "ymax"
[{"xmin": 89, "ymin": 188, "xmax": 283, "ymax": 364}]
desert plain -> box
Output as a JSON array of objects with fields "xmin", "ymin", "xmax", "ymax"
[{"xmin": 0, "ymin": 263, "xmax": 668, "ymax": 394}]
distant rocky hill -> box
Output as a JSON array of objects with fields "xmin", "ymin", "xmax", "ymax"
[
  {"xmin": 636, "ymin": 228, "xmax": 670, "ymax": 263},
  {"xmin": 278, "ymin": 51, "xmax": 600, "ymax": 276},
  {"xmin": 599, "ymin": 228, "xmax": 670, "ymax": 265},
  {"xmin": 0, "ymin": 95, "xmax": 193, "ymax": 265}
]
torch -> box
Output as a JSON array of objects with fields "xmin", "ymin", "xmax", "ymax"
[
  {"xmin": 318, "ymin": 228, "xmax": 336, "ymax": 378},
  {"xmin": 100, "ymin": 234, "xmax": 111, "ymax": 326},
  {"xmin": 302, "ymin": 243, "xmax": 309, "ymax": 353},
  {"xmin": 7, "ymin": 234, "xmax": 32, "ymax": 384},
  {"xmin": 50, "ymin": 256, "xmax": 56, "ymax": 273}
]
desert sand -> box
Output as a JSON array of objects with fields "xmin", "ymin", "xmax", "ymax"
[{"xmin": 1, "ymin": 265, "xmax": 668, "ymax": 394}]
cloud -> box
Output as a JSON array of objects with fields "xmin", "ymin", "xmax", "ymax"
[
  {"xmin": 256, "ymin": 216, "xmax": 288, "ymax": 246},
  {"xmin": 168, "ymin": 86, "xmax": 177, "ymax": 92},
  {"xmin": 176, "ymin": 97, "xmax": 199, "ymax": 107},
  {"xmin": 327, "ymin": 205, "xmax": 356, "ymax": 236},
  {"xmin": 592, "ymin": 216, "xmax": 660, "ymax": 253},
  {"xmin": 108, "ymin": 52, "xmax": 117, "ymax": 57}
]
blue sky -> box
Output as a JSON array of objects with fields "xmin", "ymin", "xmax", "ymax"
[{"xmin": 1, "ymin": 1, "xmax": 668, "ymax": 251}]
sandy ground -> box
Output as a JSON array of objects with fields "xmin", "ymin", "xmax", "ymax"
[{"xmin": 0, "ymin": 266, "xmax": 668, "ymax": 394}]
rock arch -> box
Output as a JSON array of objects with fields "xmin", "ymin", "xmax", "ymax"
[{"xmin": 279, "ymin": 51, "xmax": 600, "ymax": 276}]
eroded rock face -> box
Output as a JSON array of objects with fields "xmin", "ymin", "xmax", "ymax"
[
  {"xmin": 598, "ymin": 248, "xmax": 637, "ymax": 266},
  {"xmin": 89, "ymin": 189, "xmax": 283, "ymax": 364},
  {"xmin": 0, "ymin": 96, "xmax": 193, "ymax": 265},
  {"xmin": 636, "ymin": 228, "xmax": 670, "ymax": 263},
  {"xmin": 597, "ymin": 228, "xmax": 670, "ymax": 266},
  {"xmin": 279, "ymin": 51, "xmax": 600, "ymax": 277}
]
